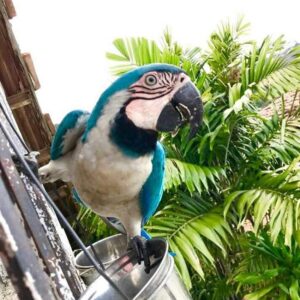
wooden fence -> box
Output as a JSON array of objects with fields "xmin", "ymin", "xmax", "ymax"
[{"xmin": 0, "ymin": 58, "xmax": 84, "ymax": 300}]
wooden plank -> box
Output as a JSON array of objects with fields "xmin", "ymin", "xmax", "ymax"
[
  {"xmin": 15, "ymin": 107, "xmax": 40, "ymax": 149},
  {"xmin": 44, "ymin": 113, "xmax": 56, "ymax": 136},
  {"xmin": 0, "ymin": 3, "xmax": 29, "ymax": 95},
  {"xmin": 0, "ymin": 28, "xmax": 21, "ymax": 96},
  {"xmin": 7, "ymin": 90, "xmax": 32, "ymax": 109},
  {"xmin": 38, "ymin": 147, "xmax": 51, "ymax": 165},
  {"xmin": 0, "ymin": 83, "xmax": 28, "ymax": 154},
  {"xmin": 0, "ymin": 2, "xmax": 53, "ymax": 150},
  {"xmin": 22, "ymin": 53, "xmax": 41, "ymax": 90},
  {"xmin": 3, "ymin": 0, "xmax": 16, "ymax": 19},
  {"xmin": 11, "ymin": 98, "xmax": 31, "ymax": 110}
]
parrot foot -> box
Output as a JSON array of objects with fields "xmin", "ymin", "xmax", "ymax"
[
  {"xmin": 12, "ymin": 151, "xmax": 40, "ymax": 179},
  {"xmin": 129, "ymin": 236, "xmax": 163, "ymax": 274}
]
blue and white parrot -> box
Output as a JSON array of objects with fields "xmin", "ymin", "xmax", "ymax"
[{"xmin": 39, "ymin": 64, "xmax": 203, "ymax": 271}]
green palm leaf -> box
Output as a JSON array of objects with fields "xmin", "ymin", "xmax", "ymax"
[
  {"xmin": 106, "ymin": 37, "xmax": 164, "ymax": 75},
  {"xmin": 106, "ymin": 30, "xmax": 206, "ymax": 84},
  {"xmin": 241, "ymin": 37, "xmax": 300, "ymax": 98},
  {"xmin": 233, "ymin": 232, "xmax": 300, "ymax": 299},
  {"xmin": 207, "ymin": 17, "xmax": 250, "ymax": 79},
  {"xmin": 165, "ymin": 158, "xmax": 226, "ymax": 194},
  {"xmin": 224, "ymin": 156, "xmax": 300, "ymax": 247},
  {"xmin": 146, "ymin": 194, "xmax": 231, "ymax": 289}
]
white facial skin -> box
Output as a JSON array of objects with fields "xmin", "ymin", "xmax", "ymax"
[{"xmin": 125, "ymin": 71, "xmax": 190, "ymax": 130}]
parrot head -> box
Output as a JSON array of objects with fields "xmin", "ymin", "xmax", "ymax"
[
  {"xmin": 85, "ymin": 64, "xmax": 203, "ymax": 155},
  {"xmin": 124, "ymin": 65, "xmax": 203, "ymax": 138}
]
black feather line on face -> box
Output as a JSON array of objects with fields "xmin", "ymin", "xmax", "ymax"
[
  {"xmin": 128, "ymin": 88, "xmax": 173, "ymax": 101},
  {"xmin": 109, "ymin": 106, "xmax": 158, "ymax": 157},
  {"xmin": 161, "ymin": 72, "xmax": 170, "ymax": 85},
  {"xmin": 128, "ymin": 87, "xmax": 172, "ymax": 95},
  {"xmin": 129, "ymin": 85, "xmax": 167, "ymax": 92}
]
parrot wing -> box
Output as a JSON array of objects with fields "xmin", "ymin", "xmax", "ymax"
[
  {"xmin": 139, "ymin": 142, "xmax": 165, "ymax": 225},
  {"xmin": 50, "ymin": 110, "xmax": 90, "ymax": 160}
]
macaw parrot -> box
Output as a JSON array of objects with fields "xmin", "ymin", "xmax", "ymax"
[{"xmin": 39, "ymin": 64, "xmax": 203, "ymax": 271}]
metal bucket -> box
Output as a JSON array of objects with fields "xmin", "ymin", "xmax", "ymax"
[
  {"xmin": 75, "ymin": 234, "xmax": 191, "ymax": 300},
  {"xmin": 75, "ymin": 234, "xmax": 128, "ymax": 285}
]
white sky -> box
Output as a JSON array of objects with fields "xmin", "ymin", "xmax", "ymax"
[{"xmin": 11, "ymin": 0, "xmax": 300, "ymax": 123}]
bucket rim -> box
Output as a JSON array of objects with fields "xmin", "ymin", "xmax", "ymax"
[
  {"xmin": 74, "ymin": 233, "xmax": 126, "ymax": 269},
  {"xmin": 79, "ymin": 237, "xmax": 176, "ymax": 300}
]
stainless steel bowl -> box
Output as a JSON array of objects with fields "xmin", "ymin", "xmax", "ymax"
[
  {"xmin": 75, "ymin": 234, "xmax": 128, "ymax": 285},
  {"xmin": 75, "ymin": 234, "xmax": 191, "ymax": 300}
]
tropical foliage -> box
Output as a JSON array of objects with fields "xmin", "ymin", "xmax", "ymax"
[
  {"xmin": 76, "ymin": 18, "xmax": 300, "ymax": 299},
  {"xmin": 72, "ymin": 206, "xmax": 116, "ymax": 245}
]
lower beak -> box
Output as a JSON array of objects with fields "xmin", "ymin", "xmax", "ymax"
[{"xmin": 156, "ymin": 82, "xmax": 203, "ymax": 138}]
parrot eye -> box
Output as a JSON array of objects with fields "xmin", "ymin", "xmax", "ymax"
[{"xmin": 145, "ymin": 75, "xmax": 157, "ymax": 86}]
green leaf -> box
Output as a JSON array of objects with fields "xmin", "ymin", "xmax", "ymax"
[
  {"xmin": 174, "ymin": 234, "xmax": 204, "ymax": 279},
  {"xmin": 169, "ymin": 240, "xmax": 192, "ymax": 290},
  {"xmin": 165, "ymin": 159, "xmax": 223, "ymax": 194},
  {"xmin": 244, "ymin": 285, "xmax": 276, "ymax": 300},
  {"xmin": 289, "ymin": 279, "xmax": 300, "ymax": 300}
]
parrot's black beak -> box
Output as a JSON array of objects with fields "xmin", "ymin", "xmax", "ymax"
[{"xmin": 156, "ymin": 82, "xmax": 203, "ymax": 138}]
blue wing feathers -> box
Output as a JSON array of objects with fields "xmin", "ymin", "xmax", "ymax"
[
  {"xmin": 140, "ymin": 142, "xmax": 165, "ymax": 225},
  {"xmin": 51, "ymin": 110, "xmax": 89, "ymax": 160}
]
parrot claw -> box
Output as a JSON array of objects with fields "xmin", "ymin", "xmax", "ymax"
[
  {"xmin": 130, "ymin": 236, "xmax": 151, "ymax": 273},
  {"xmin": 129, "ymin": 236, "xmax": 163, "ymax": 274}
]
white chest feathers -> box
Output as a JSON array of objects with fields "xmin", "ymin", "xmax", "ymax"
[
  {"xmin": 69, "ymin": 91, "xmax": 154, "ymax": 216},
  {"xmin": 71, "ymin": 141, "xmax": 152, "ymax": 215}
]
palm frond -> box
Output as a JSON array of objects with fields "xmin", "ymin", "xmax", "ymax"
[
  {"xmin": 244, "ymin": 114, "xmax": 300, "ymax": 166},
  {"xmin": 73, "ymin": 207, "xmax": 116, "ymax": 244},
  {"xmin": 106, "ymin": 31, "xmax": 207, "ymax": 88},
  {"xmin": 241, "ymin": 38, "xmax": 300, "ymax": 99},
  {"xmin": 106, "ymin": 37, "xmax": 165, "ymax": 75},
  {"xmin": 233, "ymin": 232, "xmax": 300, "ymax": 299},
  {"xmin": 165, "ymin": 158, "xmax": 226, "ymax": 194},
  {"xmin": 207, "ymin": 17, "xmax": 250, "ymax": 77},
  {"xmin": 224, "ymin": 156, "xmax": 300, "ymax": 247},
  {"xmin": 147, "ymin": 193, "xmax": 231, "ymax": 289}
]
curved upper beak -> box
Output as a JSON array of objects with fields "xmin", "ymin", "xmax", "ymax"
[{"xmin": 156, "ymin": 82, "xmax": 203, "ymax": 138}]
